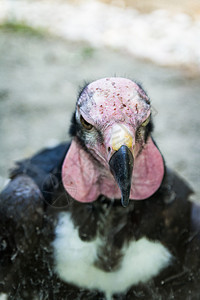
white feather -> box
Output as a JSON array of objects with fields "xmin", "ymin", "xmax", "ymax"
[
  {"xmin": 0, "ymin": 294, "xmax": 8, "ymax": 300},
  {"xmin": 53, "ymin": 212, "xmax": 172, "ymax": 299}
]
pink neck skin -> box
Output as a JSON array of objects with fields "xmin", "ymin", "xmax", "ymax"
[{"xmin": 62, "ymin": 137, "xmax": 164, "ymax": 203}]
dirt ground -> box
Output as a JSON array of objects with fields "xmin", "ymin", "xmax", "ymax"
[{"xmin": 0, "ymin": 29, "xmax": 200, "ymax": 202}]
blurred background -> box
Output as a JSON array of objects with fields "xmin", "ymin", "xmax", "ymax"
[{"xmin": 0, "ymin": 0, "xmax": 200, "ymax": 203}]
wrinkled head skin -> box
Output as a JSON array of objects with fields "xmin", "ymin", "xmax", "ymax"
[{"xmin": 62, "ymin": 78, "xmax": 164, "ymax": 207}]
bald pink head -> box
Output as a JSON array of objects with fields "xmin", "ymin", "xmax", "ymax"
[
  {"xmin": 62, "ymin": 77, "xmax": 164, "ymax": 205},
  {"xmin": 78, "ymin": 77, "xmax": 151, "ymax": 130}
]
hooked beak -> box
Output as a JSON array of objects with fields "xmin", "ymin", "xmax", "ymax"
[{"xmin": 109, "ymin": 145, "xmax": 134, "ymax": 207}]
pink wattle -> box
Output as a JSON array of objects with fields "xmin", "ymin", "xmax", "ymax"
[{"xmin": 62, "ymin": 138, "xmax": 164, "ymax": 203}]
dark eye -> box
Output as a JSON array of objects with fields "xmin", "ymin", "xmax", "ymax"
[{"xmin": 80, "ymin": 115, "xmax": 93, "ymax": 130}]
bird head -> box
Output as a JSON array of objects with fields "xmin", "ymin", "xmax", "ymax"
[{"xmin": 62, "ymin": 78, "xmax": 164, "ymax": 207}]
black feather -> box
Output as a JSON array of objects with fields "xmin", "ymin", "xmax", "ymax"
[
  {"xmin": 144, "ymin": 118, "xmax": 154, "ymax": 142},
  {"xmin": 69, "ymin": 111, "xmax": 77, "ymax": 137},
  {"xmin": 10, "ymin": 143, "xmax": 70, "ymax": 202}
]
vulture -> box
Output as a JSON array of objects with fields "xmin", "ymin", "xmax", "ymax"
[{"xmin": 0, "ymin": 77, "xmax": 200, "ymax": 300}]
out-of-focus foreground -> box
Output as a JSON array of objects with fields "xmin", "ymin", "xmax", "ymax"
[{"xmin": 1, "ymin": 0, "xmax": 200, "ymax": 70}]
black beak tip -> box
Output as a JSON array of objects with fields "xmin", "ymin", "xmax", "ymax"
[
  {"xmin": 121, "ymin": 187, "xmax": 130, "ymax": 207},
  {"xmin": 109, "ymin": 145, "xmax": 134, "ymax": 208},
  {"xmin": 121, "ymin": 197, "xmax": 129, "ymax": 208}
]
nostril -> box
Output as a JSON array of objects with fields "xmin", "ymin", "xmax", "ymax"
[{"xmin": 108, "ymin": 147, "xmax": 111, "ymax": 153}]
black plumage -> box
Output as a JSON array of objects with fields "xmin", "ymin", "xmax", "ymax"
[{"xmin": 1, "ymin": 144, "xmax": 200, "ymax": 299}]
